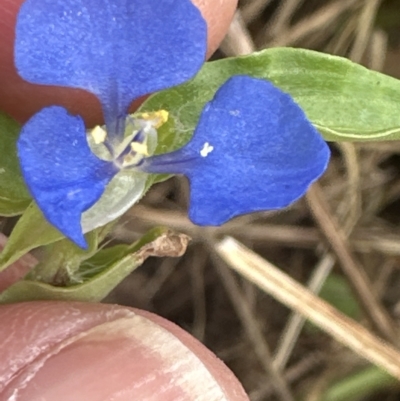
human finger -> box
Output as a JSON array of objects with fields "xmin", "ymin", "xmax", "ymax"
[{"xmin": 0, "ymin": 301, "xmax": 249, "ymax": 401}]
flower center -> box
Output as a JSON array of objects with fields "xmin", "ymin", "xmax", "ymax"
[{"xmin": 87, "ymin": 110, "xmax": 168, "ymax": 169}]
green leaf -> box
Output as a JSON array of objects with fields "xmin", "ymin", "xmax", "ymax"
[
  {"xmin": 319, "ymin": 274, "xmax": 361, "ymax": 320},
  {"xmin": 0, "ymin": 113, "xmax": 31, "ymax": 215},
  {"xmin": 0, "ymin": 202, "xmax": 64, "ymax": 273},
  {"xmin": 0, "ymin": 199, "xmax": 121, "ymax": 275},
  {"xmin": 140, "ymin": 48, "xmax": 400, "ymax": 143},
  {"xmin": 305, "ymin": 274, "xmax": 361, "ymax": 335},
  {"xmin": 318, "ymin": 366, "xmax": 396, "ymax": 401},
  {"xmin": 0, "ymin": 228, "xmax": 189, "ymax": 303},
  {"xmin": 26, "ymin": 231, "xmax": 99, "ymax": 285}
]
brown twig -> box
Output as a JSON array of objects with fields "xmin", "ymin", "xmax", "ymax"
[
  {"xmin": 211, "ymin": 251, "xmax": 296, "ymax": 401},
  {"xmin": 216, "ymin": 237, "xmax": 400, "ymax": 380},
  {"xmin": 306, "ymin": 183, "xmax": 398, "ymax": 343}
]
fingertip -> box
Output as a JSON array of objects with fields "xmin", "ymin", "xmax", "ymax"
[
  {"xmin": 193, "ymin": 0, "xmax": 238, "ymax": 57},
  {"xmin": 0, "ymin": 302, "xmax": 248, "ymax": 401}
]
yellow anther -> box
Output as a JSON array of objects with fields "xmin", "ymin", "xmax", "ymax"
[
  {"xmin": 91, "ymin": 125, "xmax": 107, "ymax": 144},
  {"xmin": 123, "ymin": 153, "xmax": 141, "ymax": 167},
  {"xmin": 139, "ymin": 110, "xmax": 169, "ymax": 128},
  {"xmin": 131, "ymin": 141, "xmax": 149, "ymax": 156}
]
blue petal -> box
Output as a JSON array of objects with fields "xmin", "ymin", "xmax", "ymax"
[
  {"xmin": 15, "ymin": 0, "xmax": 207, "ymax": 132},
  {"xmin": 17, "ymin": 107, "xmax": 117, "ymax": 248},
  {"xmin": 142, "ymin": 76, "xmax": 330, "ymax": 225}
]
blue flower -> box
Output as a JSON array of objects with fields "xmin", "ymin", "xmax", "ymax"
[
  {"xmin": 141, "ymin": 76, "xmax": 330, "ymax": 226},
  {"xmin": 15, "ymin": 0, "xmax": 206, "ymax": 247},
  {"xmin": 15, "ymin": 0, "xmax": 330, "ymax": 249}
]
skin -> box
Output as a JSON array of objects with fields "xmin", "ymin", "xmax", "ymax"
[
  {"xmin": 0, "ymin": 1, "xmax": 246, "ymax": 400},
  {"xmin": 0, "ymin": 302, "xmax": 249, "ymax": 401}
]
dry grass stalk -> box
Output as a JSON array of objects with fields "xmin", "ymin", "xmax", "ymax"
[
  {"xmin": 307, "ymin": 183, "xmax": 398, "ymax": 343},
  {"xmin": 220, "ymin": 10, "xmax": 256, "ymax": 56},
  {"xmin": 349, "ymin": 0, "xmax": 383, "ymax": 62},
  {"xmin": 216, "ymin": 237, "xmax": 400, "ymax": 381},
  {"xmin": 241, "ymin": 0, "xmax": 274, "ymax": 23},
  {"xmin": 273, "ymin": 253, "xmax": 335, "ymax": 370},
  {"xmin": 212, "ymin": 254, "xmax": 296, "ymax": 401},
  {"xmin": 259, "ymin": 0, "xmax": 359, "ymax": 47}
]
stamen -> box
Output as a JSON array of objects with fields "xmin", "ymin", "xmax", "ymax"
[
  {"xmin": 89, "ymin": 111, "xmax": 164, "ymax": 169},
  {"xmin": 114, "ymin": 113, "xmax": 161, "ymax": 168},
  {"xmin": 131, "ymin": 141, "xmax": 149, "ymax": 156},
  {"xmin": 122, "ymin": 152, "xmax": 143, "ymax": 167},
  {"xmin": 91, "ymin": 125, "xmax": 107, "ymax": 144},
  {"xmin": 200, "ymin": 142, "xmax": 214, "ymax": 157},
  {"xmin": 138, "ymin": 110, "xmax": 169, "ymax": 128}
]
